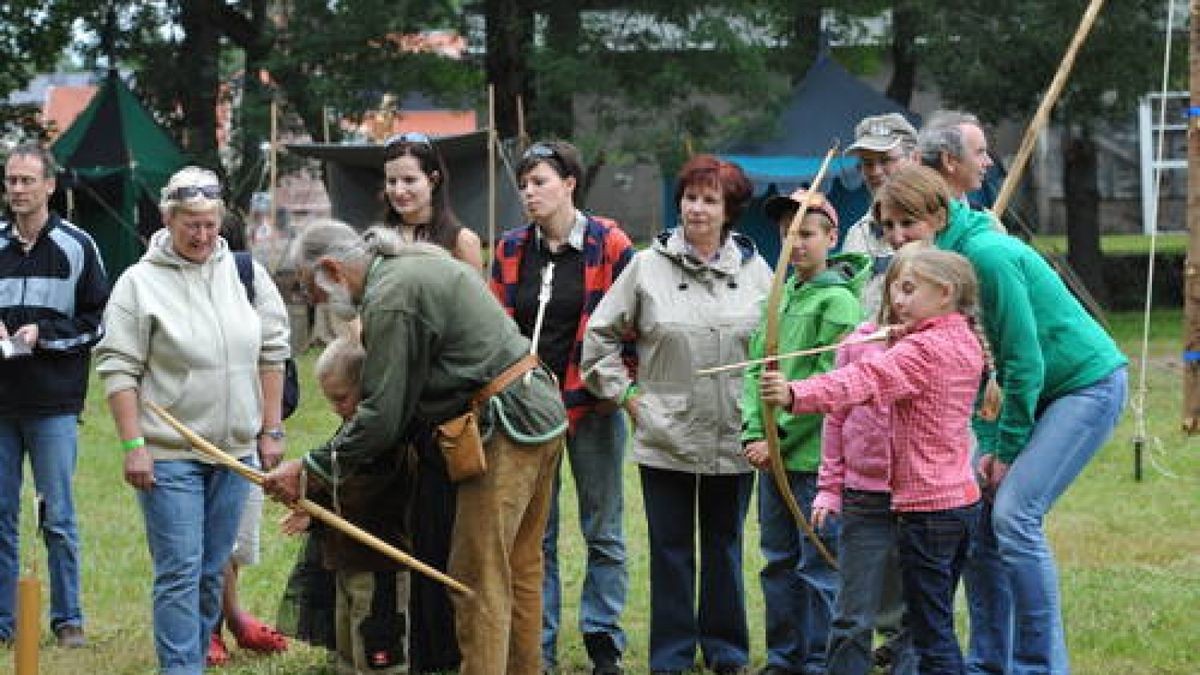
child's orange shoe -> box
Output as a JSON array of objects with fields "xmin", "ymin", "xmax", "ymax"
[{"xmin": 230, "ymin": 612, "xmax": 289, "ymax": 653}]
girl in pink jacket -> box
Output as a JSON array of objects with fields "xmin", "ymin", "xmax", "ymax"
[
  {"xmin": 762, "ymin": 245, "xmax": 990, "ymax": 675},
  {"xmin": 815, "ymin": 311, "xmax": 916, "ymax": 674}
]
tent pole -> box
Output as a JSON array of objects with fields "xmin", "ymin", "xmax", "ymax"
[
  {"xmin": 269, "ymin": 98, "xmax": 279, "ymax": 232},
  {"xmin": 487, "ymin": 84, "xmax": 497, "ymax": 280},
  {"xmin": 516, "ymin": 95, "xmax": 529, "ymax": 154}
]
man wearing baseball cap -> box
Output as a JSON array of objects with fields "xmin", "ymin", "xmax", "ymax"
[
  {"xmin": 826, "ymin": 113, "xmax": 921, "ymax": 675},
  {"xmin": 842, "ymin": 113, "xmax": 918, "ymax": 320}
]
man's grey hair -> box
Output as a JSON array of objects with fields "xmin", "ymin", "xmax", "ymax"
[
  {"xmin": 6, "ymin": 143, "xmax": 58, "ymax": 178},
  {"xmin": 918, "ymin": 110, "xmax": 982, "ymax": 168},
  {"xmin": 290, "ymin": 219, "xmax": 406, "ymax": 272}
]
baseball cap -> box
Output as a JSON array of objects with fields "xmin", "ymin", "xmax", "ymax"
[
  {"xmin": 763, "ymin": 188, "xmax": 839, "ymax": 230},
  {"xmin": 846, "ymin": 113, "xmax": 918, "ymax": 154}
]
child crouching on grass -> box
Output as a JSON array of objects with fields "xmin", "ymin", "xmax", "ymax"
[
  {"xmin": 280, "ymin": 335, "xmax": 415, "ymax": 674},
  {"xmin": 761, "ymin": 245, "xmax": 989, "ymax": 675}
]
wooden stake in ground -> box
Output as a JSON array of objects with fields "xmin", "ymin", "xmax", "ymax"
[
  {"xmin": 1184, "ymin": 0, "xmax": 1200, "ymax": 434},
  {"xmin": 14, "ymin": 494, "xmax": 41, "ymax": 675},
  {"xmin": 146, "ymin": 402, "xmax": 473, "ymax": 597}
]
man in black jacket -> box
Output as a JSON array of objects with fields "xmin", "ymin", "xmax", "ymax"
[{"xmin": 0, "ymin": 144, "xmax": 109, "ymax": 648}]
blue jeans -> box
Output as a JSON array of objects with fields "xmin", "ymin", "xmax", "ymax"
[
  {"xmin": 897, "ymin": 502, "xmax": 981, "ymax": 675},
  {"xmin": 542, "ymin": 408, "xmax": 629, "ymax": 668},
  {"xmin": 0, "ymin": 414, "xmax": 83, "ymax": 638},
  {"xmin": 965, "ymin": 366, "xmax": 1126, "ymax": 675},
  {"xmin": 138, "ymin": 459, "xmax": 250, "ymax": 675},
  {"xmin": 639, "ymin": 465, "xmax": 753, "ymax": 672},
  {"xmin": 826, "ymin": 489, "xmax": 917, "ymax": 675},
  {"xmin": 757, "ymin": 471, "xmax": 839, "ymax": 674}
]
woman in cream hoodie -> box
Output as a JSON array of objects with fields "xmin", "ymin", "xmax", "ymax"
[{"xmin": 95, "ymin": 167, "xmax": 290, "ymax": 675}]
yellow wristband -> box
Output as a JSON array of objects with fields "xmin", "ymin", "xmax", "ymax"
[{"xmin": 121, "ymin": 436, "xmax": 146, "ymax": 452}]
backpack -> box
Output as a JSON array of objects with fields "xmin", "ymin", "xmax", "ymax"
[{"xmin": 234, "ymin": 251, "xmax": 300, "ymax": 420}]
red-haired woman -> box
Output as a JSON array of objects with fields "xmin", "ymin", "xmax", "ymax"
[{"xmin": 582, "ymin": 155, "xmax": 771, "ymax": 674}]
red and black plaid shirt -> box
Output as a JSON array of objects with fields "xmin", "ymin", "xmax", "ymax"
[{"xmin": 490, "ymin": 215, "xmax": 636, "ymax": 429}]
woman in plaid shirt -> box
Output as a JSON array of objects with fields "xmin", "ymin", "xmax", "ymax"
[{"xmin": 489, "ymin": 140, "xmax": 635, "ymax": 675}]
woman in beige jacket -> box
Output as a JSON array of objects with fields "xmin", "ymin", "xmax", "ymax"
[
  {"xmin": 94, "ymin": 166, "xmax": 290, "ymax": 675},
  {"xmin": 582, "ymin": 155, "xmax": 770, "ymax": 674}
]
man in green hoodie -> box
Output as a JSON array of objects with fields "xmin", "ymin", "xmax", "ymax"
[
  {"xmin": 875, "ymin": 165, "xmax": 1127, "ymax": 675},
  {"xmin": 740, "ymin": 189, "xmax": 869, "ymax": 675}
]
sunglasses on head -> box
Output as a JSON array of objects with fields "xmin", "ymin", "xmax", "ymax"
[
  {"xmin": 166, "ymin": 184, "xmax": 221, "ymax": 201},
  {"xmin": 384, "ymin": 131, "xmax": 434, "ymax": 152},
  {"xmin": 523, "ymin": 143, "xmax": 560, "ymax": 162}
]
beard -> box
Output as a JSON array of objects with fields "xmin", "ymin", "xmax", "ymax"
[{"xmin": 316, "ymin": 275, "xmax": 360, "ymax": 321}]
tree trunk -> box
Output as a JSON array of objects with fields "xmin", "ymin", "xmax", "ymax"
[
  {"xmin": 538, "ymin": 4, "xmax": 579, "ymax": 140},
  {"xmin": 230, "ymin": 0, "xmax": 270, "ymax": 214},
  {"xmin": 178, "ymin": 0, "xmax": 222, "ymax": 170},
  {"xmin": 788, "ymin": 6, "xmax": 821, "ymax": 84},
  {"xmin": 885, "ymin": 0, "xmax": 918, "ymax": 107},
  {"xmin": 1062, "ymin": 125, "xmax": 1110, "ymax": 308},
  {"xmin": 484, "ymin": 0, "xmax": 534, "ymax": 138}
]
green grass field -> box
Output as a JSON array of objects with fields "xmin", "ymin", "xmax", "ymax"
[
  {"xmin": 8, "ymin": 310, "xmax": 1199, "ymax": 674},
  {"xmin": 1030, "ymin": 233, "xmax": 1188, "ymax": 256}
]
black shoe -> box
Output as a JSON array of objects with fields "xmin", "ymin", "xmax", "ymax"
[
  {"xmin": 584, "ymin": 632, "xmax": 624, "ymax": 674},
  {"xmin": 873, "ymin": 643, "xmax": 894, "ymax": 668},
  {"xmin": 55, "ymin": 625, "xmax": 86, "ymax": 648}
]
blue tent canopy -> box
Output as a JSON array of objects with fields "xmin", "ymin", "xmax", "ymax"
[
  {"xmin": 714, "ymin": 55, "xmax": 922, "ymax": 262},
  {"xmin": 718, "ymin": 155, "xmax": 861, "ymax": 192}
]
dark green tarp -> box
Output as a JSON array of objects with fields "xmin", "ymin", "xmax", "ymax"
[{"xmin": 50, "ymin": 70, "xmax": 188, "ymax": 279}]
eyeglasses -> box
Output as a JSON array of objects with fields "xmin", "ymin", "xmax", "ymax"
[
  {"xmin": 166, "ymin": 184, "xmax": 222, "ymax": 201},
  {"xmin": 384, "ymin": 131, "xmax": 434, "ymax": 152}
]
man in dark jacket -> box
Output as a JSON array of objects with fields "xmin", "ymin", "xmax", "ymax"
[{"xmin": 0, "ymin": 144, "xmax": 109, "ymax": 648}]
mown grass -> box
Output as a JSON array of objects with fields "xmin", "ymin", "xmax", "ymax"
[
  {"xmin": 7, "ymin": 310, "xmax": 1199, "ymax": 674},
  {"xmin": 1030, "ymin": 233, "xmax": 1189, "ymax": 256}
]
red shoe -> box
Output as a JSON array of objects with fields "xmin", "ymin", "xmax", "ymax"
[
  {"xmin": 230, "ymin": 612, "xmax": 289, "ymax": 653},
  {"xmin": 206, "ymin": 632, "xmax": 230, "ymax": 667}
]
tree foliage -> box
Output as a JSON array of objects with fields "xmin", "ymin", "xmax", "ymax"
[
  {"xmin": 0, "ymin": 1, "xmax": 79, "ymax": 96},
  {"xmin": 914, "ymin": 0, "xmax": 1168, "ymax": 305},
  {"xmin": 509, "ymin": 2, "xmax": 798, "ymax": 172},
  {"xmin": 916, "ymin": 0, "xmax": 1165, "ymax": 126}
]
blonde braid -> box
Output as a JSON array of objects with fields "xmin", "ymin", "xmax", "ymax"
[{"xmin": 967, "ymin": 310, "xmax": 1002, "ymax": 421}]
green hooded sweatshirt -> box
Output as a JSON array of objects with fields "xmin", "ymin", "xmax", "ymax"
[
  {"xmin": 936, "ymin": 200, "xmax": 1126, "ymax": 463},
  {"xmin": 741, "ymin": 252, "xmax": 870, "ymax": 471}
]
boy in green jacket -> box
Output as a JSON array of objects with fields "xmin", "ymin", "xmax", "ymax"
[{"xmin": 741, "ymin": 189, "xmax": 869, "ymax": 674}]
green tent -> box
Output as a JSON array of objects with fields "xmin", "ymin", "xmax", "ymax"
[{"xmin": 50, "ymin": 70, "xmax": 188, "ymax": 279}]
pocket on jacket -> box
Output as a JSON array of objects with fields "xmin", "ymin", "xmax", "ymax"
[{"xmin": 634, "ymin": 390, "xmax": 690, "ymax": 448}]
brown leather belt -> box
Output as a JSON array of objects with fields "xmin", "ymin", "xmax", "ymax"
[{"xmin": 470, "ymin": 353, "xmax": 541, "ymax": 408}]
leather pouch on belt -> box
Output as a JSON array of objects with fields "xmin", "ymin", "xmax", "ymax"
[{"xmin": 435, "ymin": 410, "xmax": 486, "ymax": 482}]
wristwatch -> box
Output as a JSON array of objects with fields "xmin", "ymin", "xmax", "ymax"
[{"xmin": 258, "ymin": 427, "xmax": 286, "ymax": 441}]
